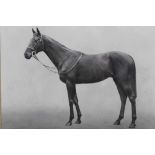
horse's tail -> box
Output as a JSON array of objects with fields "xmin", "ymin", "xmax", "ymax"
[{"xmin": 129, "ymin": 57, "xmax": 137, "ymax": 98}]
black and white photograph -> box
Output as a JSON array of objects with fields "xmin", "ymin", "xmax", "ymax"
[
  {"xmin": 1, "ymin": 26, "xmax": 155, "ymax": 129},
  {"xmin": 1, "ymin": 0, "xmax": 155, "ymax": 155}
]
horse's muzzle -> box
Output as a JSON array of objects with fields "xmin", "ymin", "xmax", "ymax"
[{"xmin": 24, "ymin": 49, "xmax": 32, "ymax": 59}]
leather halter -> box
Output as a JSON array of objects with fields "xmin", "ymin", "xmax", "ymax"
[
  {"xmin": 27, "ymin": 35, "xmax": 58, "ymax": 73},
  {"xmin": 28, "ymin": 35, "xmax": 83, "ymax": 74}
]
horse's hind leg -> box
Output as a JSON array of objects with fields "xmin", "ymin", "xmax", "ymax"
[
  {"xmin": 128, "ymin": 96, "xmax": 137, "ymax": 128},
  {"xmin": 113, "ymin": 80, "xmax": 127, "ymax": 126}
]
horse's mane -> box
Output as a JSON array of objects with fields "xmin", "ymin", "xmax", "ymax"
[{"xmin": 43, "ymin": 34, "xmax": 74, "ymax": 54}]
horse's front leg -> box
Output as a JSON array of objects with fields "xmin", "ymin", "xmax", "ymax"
[
  {"xmin": 65, "ymin": 80, "xmax": 75, "ymax": 126},
  {"xmin": 74, "ymin": 92, "xmax": 82, "ymax": 124}
]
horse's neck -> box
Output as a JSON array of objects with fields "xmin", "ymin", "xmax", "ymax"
[{"xmin": 43, "ymin": 35, "xmax": 72, "ymax": 70}]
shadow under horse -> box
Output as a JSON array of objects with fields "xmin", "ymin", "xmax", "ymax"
[{"xmin": 24, "ymin": 28, "xmax": 137, "ymax": 128}]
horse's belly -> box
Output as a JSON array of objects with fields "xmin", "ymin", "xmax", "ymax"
[{"xmin": 76, "ymin": 74, "xmax": 109, "ymax": 84}]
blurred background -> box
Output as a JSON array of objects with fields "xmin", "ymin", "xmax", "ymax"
[{"xmin": 1, "ymin": 26, "xmax": 155, "ymax": 128}]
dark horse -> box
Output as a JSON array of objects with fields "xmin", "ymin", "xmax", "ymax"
[{"xmin": 24, "ymin": 28, "xmax": 137, "ymax": 128}]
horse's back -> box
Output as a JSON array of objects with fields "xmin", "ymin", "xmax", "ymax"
[{"xmin": 79, "ymin": 51, "xmax": 135, "ymax": 76}]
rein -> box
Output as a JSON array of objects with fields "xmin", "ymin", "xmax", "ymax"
[
  {"xmin": 30, "ymin": 35, "xmax": 83, "ymax": 74},
  {"xmin": 32, "ymin": 51, "xmax": 58, "ymax": 74},
  {"xmin": 32, "ymin": 51, "xmax": 83, "ymax": 74}
]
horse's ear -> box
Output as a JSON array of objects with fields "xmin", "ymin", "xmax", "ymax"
[
  {"xmin": 36, "ymin": 27, "xmax": 41, "ymax": 36},
  {"xmin": 32, "ymin": 28, "xmax": 36, "ymax": 34}
]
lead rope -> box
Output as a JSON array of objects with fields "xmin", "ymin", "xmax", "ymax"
[{"xmin": 32, "ymin": 51, "xmax": 58, "ymax": 74}]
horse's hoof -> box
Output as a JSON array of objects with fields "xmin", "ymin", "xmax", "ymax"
[
  {"xmin": 75, "ymin": 120, "xmax": 81, "ymax": 124},
  {"xmin": 65, "ymin": 121, "xmax": 72, "ymax": 126},
  {"xmin": 113, "ymin": 120, "xmax": 120, "ymax": 125},
  {"xmin": 129, "ymin": 123, "xmax": 136, "ymax": 128}
]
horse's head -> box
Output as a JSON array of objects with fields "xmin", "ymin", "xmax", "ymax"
[{"xmin": 24, "ymin": 28, "xmax": 44, "ymax": 59}]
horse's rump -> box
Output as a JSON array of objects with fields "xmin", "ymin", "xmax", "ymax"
[{"xmin": 109, "ymin": 51, "xmax": 137, "ymax": 98}]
